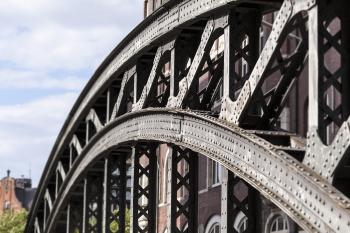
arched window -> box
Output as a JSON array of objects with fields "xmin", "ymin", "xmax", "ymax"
[
  {"xmin": 161, "ymin": 148, "xmax": 171, "ymax": 204},
  {"xmin": 270, "ymin": 216, "xmax": 289, "ymax": 233},
  {"xmin": 205, "ymin": 215, "xmax": 221, "ymax": 233},
  {"xmin": 237, "ymin": 216, "xmax": 248, "ymax": 233},
  {"xmin": 234, "ymin": 211, "xmax": 248, "ymax": 233},
  {"xmin": 209, "ymin": 223, "xmax": 220, "ymax": 233}
]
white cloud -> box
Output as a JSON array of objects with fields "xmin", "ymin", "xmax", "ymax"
[
  {"xmin": 0, "ymin": 25, "xmax": 124, "ymax": 71},
  {"xmin": 0, "ymin": 92, "xmax": 78, "ymax": 128},
  {"xmin": 0, "ymin": 92, "xmax": 79, "ymax": 185},
  {"xmin": 0, "ymin": 0, "xmax": 143, "ymax": 185},
  {"xmin": 0, "ymin": 0, "xmax": 142, "ymax": 71},
  {"xmin": 0, "ymin": 69, "xmax": 87, "ymax": 90}
]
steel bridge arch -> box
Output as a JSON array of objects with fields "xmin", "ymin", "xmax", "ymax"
[
  {"xmin": 25, "ymin": 0, "xmax": 350, "ymax": 232},
  {"xmin": 43, "ymin": 109, "xmax": 350, "ymax": 233}
]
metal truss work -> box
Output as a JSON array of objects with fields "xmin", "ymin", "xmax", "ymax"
[
  {"xmin": 34, "ymin": 109, "xmax": 350, "ymax": 233},
  {"xmin": 130, "ymin": 144, "xmax": 157, "ymax": 233},
  {"xmin": 84, "ymin": 173, "xmax": 104, "ymax": 233},
  {"xmin": 67, "ymin": 197, "xmax": 84, "ymax": 233},
  {"xmin": 167, "ymin": 145, "xmax": 198, "ymax": 233},
  {"xmin": 220, "ymin": 0, "xmax": 314, "ymax": 125},
  {"xmin": 221, "ymin": 169, "xmax": 257, "ymax": 233},
  {"xmin": 25, "ymin": 0, "xmax": 350, "ymax": 233},
  {"xmin": 104, "ymin": 155, "xmax": 127, "ymax": 233}
]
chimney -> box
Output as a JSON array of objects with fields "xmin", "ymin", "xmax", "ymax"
[{"xmin": 7, "ymin": 169, "xmax": 10, "ymax": 178}]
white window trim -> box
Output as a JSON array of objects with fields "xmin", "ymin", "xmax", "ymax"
[
  {"xmin": 207, "ymin": 158, "xmax": 222, "ymax": 188},
  {"xmin": 204, "ymin": 215, "xmax": 221, "ymax": 233},
  {"xmin": 159, "ymin": 148, "xmax": 170, "ymax": 205},
  {"xmin": 264, "ymin": 211, "xmax": 290, "ymax": 233},
  {"xmin": 234, "ymin": 211, "xmax": 248, "ymax": 233}
]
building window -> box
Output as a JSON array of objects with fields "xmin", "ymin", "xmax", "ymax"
[
  {"xmin": 209, "ymin": 223, "xmax": 220, "ymax": 233},
  {"xmin": 270, "ymin": 216, "xmax": 289, "ymax": 233},
  {"xmin": 205, "ymin": 215, "xmax": 221, "ymax": 233},
  {"xmin": 259, "ymin": 26, "xmax": 265, "ymax": 53},
  {"xmin": 212, "ymin": 161, "xmax": 221, "ymax": 185},
  {"xmin": 4, "ymin": 201, "xmax": 10, "ymax": 210},
  {"xmin": 237, "ymin": 216, "xmax": 248, "ymax": 233},
  {"xmin": 234, "ymin": 211, "xmax": 248, "ymax": 233},
  {"xmin": 208, "ymin": 159, "xmax": 221, "ymax": 187},
  {"xmin": 160, "ymin": 148, "xmax": 171, "ymax": 204},
  {"xmin": 241, "ymin": 35, "xmax": 249, "ymax": 76}
]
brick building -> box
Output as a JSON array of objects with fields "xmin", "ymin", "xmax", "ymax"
[{"xmin": 0, "ymin": 170, "xmax": 36, "ymax": 214}]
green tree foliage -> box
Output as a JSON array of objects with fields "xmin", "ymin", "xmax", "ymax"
[
  {"xmin": 109, "ymin": 208, "xmax": 131, "ymax": 233},
  {"xmin": 0, "ymin": 209, "xmax": 28, "ymax": 233}
]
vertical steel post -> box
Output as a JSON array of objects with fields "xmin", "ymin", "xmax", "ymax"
[
  {"xmin": 84, "ymin": 173, "xmax": 104, "ymax": 233},
  {"xmin": 43, "ymin": 201, "xmax": 47, "ymax": 231},
  {"xmin": 223, "ymin": 10, "xmax": 260, "ymax": 101},
  {"xmin": 103, "ymin": 158, "xmax": 108, "ymax": 233},
  {"xmin": 66, "ymin": 204, "xmax": 70, "ymax": 233},
  {"xmin": 220, "ymin": 168, "xmax": 233, "ymax": 233},
  {"xmin": 221, "ymin": 168, "xmax": 258, "ymax": 233},
  {"xmin": 129, "ymin": 147, "xmax": 136, "ymax": 233},
  {"xmin": 82, "ymin": 178, "xmax": 87, "ymax": 233},
  {"xmin": 104, "ymin": 155, "xmax": 127, "ymax": 233},
  {"xmin": 107, "ymin": 87, "xmax": 118, "ymax": 123},
  {"xmin": 308, "ymin": 5, "xmax": 320, "ymax": 134},
  {"xmin": 309, "ymin": 0, "xmax": 350, "ymax": 144},
  {"xmin": 168, "ymin": 145, "xmax": 197, "ymax": 233},
  {"xmin": 130, "ymin": 143, "xmax": 158, "ymax": 233},
  {"xmin": 67, "ymin": 191, "xmax": 84, "ymax": 233},
  {"xmin": 166, "ymin": 147, "xmax": 173, "ymax": 233}
]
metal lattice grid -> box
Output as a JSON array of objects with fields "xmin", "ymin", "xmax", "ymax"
[{"xmin": 130, "ymin": 143, "xmax": 157, "ymax": 233}]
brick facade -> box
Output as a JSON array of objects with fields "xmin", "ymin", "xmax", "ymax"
[
  {"xmin": 0, "ymin": 172, "xmax": 36, "ymax": 214},
  {"xmin": 0, "ymin": 176, "xmax": 23, "ymax": 214}
]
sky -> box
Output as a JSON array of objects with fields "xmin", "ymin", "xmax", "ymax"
[{"xmin": 0, "ymin": 0, "xmax": 143, "ymax": 186}]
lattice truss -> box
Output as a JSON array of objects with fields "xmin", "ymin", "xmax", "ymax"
[
  {"xmin": 85, "ymin": 174, "xmax": 104, "ymax": 233},
  {"xmin": 68, "ymin": 198, "xmax": 83, "ymax": 233},
  {"xmin": 169, "ymin": 146, "xmax": 197, "ymax": 233},
  {"xmin": 183, "ymin": 32, "xmax": 224, "ymax": 111},
  {"xmin": 106, "ymin": 156, "xmax": 127, "ymax": 233},
  {"xmin": 131, "ymin": 144, "xmax": 157, "ymax": 233},
  {"xmin": 241, "ymin": 12, "xmax": 309, "ymax": 129},
  {"xmin": 223, "ymin": 171, "xmax": 257, "ymax": 233},
  {"xmin": 226, "ymin": 11, "xmax": 261, "ymax": 102},
  {"xmin": 317, "ymin": 0, "xmax": 350, "ymax": 144}
]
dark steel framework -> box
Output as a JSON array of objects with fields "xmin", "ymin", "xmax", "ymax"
[{"xmin": 26, "ymin": 0, "xmax": 350, "ymax": 233}]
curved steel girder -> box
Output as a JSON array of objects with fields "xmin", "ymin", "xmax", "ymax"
[
  {"xmin": 45, "ymin": 109, "xmax": 350, "ymax": 233},
  {"xmin": 26, "ymin": 1, "xmax": 251, "ymax": 228},
  {"xmin": 220, "ymin": 0, "xmax": 315, "ymax": 124}
]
